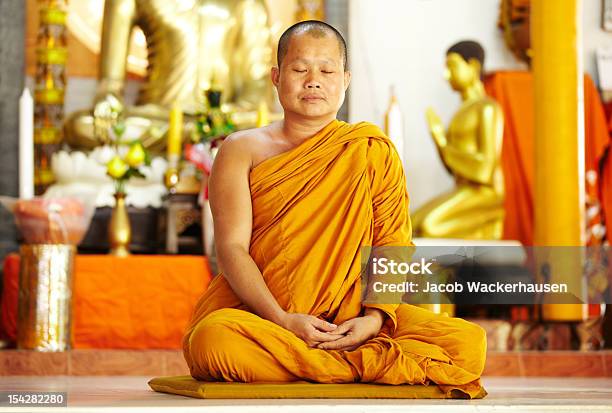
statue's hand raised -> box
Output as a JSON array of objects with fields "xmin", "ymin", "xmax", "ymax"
[{"xmin": 425, "ymin": 108, "xmax": 447, "ymax": 147}]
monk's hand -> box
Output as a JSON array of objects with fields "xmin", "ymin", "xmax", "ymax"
[
  {"xmin": 281, "ymin": 313, "xmax": 344, "ymax": 348},
  {"xmin": 316, "ymin": 309, "xmax": 385, "ymax": 351}
]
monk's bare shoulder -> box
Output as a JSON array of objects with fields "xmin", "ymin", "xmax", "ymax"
[
  {"xmin": 218, "ymin": 125, "xmax": 276, "ymax": 170},
  {"xmin": 221, "ymin": 123, "xmax": 281, "ymax": 170}
]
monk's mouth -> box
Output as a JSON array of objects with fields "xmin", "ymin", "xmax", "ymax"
[{"xmin": 302, "ymin": 97, "xmax": 325, "ymax": 102}]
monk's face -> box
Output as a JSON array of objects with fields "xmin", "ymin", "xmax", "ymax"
[{"xmin": 272, "ymin": 32, "xmax": 351, "ymax": 120}]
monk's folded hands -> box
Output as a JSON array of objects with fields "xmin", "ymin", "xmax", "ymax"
[
  {"xmin": 316, "ymin": 308, "xmax": 385, "ymax": 351},
  {"xmin": 280, "ymin": 312, "xmax": 344, "ymax": 347}
]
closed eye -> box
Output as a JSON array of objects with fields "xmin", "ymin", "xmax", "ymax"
[
  {"xmin": 294, "ymin": 69, "xmax": 307, "ymax": 73},
  {"xmin": 322, "ymin": 71, "xmax": 334, "ymax": 74}
]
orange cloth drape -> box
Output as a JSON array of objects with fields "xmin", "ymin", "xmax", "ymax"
[
  {"xmin": 0, "ymin": 254, "xmax": 212, "ymax": 349},
  {"xmin": 183, "ymin": 120, "xmax": 487, "ymax": 398},
  {"xmin": 485, "ymin": 72, "xmax": 612, "ymax": 245}
]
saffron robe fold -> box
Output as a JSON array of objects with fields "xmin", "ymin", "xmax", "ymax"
[{"xmin": 183, "ymin": 120, "xmax": 487, "ymax": 399}]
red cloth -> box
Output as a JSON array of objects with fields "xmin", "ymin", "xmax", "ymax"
[
  {"xmin": 603, "ymin": 101, "xmax": 612, "ymax": 133},
  {"xmin": 484, "ymin": 71, "xmax": 612, "ymax": 245},
  {"xmin": 0, "ymin": 254, "xmax": 213, "ymax": 349},
  {"xmin": 0, "ymin": 253, "xmax": 19, "ymax": 341}
]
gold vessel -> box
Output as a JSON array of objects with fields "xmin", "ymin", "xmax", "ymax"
[
  {"xmin": 109, "ymin": 192, "xmax": 131, "ymax": 257},
  {"xmin": 17, "ymin": 244, "xmax": 75, "ymax": 351}
]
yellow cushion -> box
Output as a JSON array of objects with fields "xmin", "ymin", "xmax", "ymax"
[{"xmin": 148, "ymin": 376, "xmax": 487, "ymax": 399}]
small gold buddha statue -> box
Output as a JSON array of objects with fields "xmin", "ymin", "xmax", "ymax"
[
  {"xmin": 64, "ymin": 0, "xmax": 278, "ymax": 154},
  {"xmin": 412, "ymin": 41, "xmax": 505, "ymax": 239}
]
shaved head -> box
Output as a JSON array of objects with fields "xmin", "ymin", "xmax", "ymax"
[{"xmin": 277, "ymin": 20, "xmax": 348, "ymax": 71}]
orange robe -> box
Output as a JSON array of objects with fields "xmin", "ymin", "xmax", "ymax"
[{"xmin": 182, "ymin": 120, "xmax": 487, "ymax": 398}]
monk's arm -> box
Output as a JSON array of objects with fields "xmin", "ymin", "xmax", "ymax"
[
  {"xmin": 366, "ymin": 138, "xmax": 414, "ymax": 331},
  {"xmin": 209, "ymin": 135, "xmax": 339, "ymax": 346},
  {"xmin": 208, "ymin": 136, "xmax": 287, "ymax": 325}
]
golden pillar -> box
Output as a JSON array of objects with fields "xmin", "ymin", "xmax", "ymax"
[{"xmin": 532, "ymin": 0, "xmax": 586, "ymax": 321}]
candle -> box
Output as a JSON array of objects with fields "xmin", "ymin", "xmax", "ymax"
[
  {"xmin": 167, "ymin": 103, "xmax": 183, "ymax": 158},
  {"xmin": 19, "ymin": 88, "xmax": 34, "ymax": 200},
  {"xmin": 384, "ymin": 86, "xmax": 404, "ymax": 163}
]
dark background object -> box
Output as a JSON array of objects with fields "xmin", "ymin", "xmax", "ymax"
[
  {"xmin": 0, "ymin": 0, "xmax": 25, "ymax": 269},
  {"xmin": 79, "ymin": 206, "xmax": 164, "ymax": 254}
]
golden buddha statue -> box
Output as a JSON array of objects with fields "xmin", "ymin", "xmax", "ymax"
[
  {"xmin": 412, "ymin": 41, "xmax": 505, "ymax": 239},
  {"xmin": 65, "ymin": 0, "xmax": 277, "ymax": 153}
]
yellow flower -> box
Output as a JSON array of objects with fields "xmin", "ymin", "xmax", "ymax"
[
  {"xmin": 107, "ymin": 156, "xmax": 129, "ymax": 179},
  {"xmin": 125, "ymin": 143, "xmax": 146, "ymax": 167}
]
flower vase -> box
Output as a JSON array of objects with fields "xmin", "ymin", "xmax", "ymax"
[{"xmin": 109, "ymin": 192, "xmax": 131, "ymax": 257}]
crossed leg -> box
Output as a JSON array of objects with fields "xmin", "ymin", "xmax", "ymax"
[{"xmin": 186, "ymin": 305, "xmax": 486, "ymax": 390}]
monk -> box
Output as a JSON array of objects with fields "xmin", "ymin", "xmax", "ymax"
[{"xmin": 182, "ymin": 20, "xmax": 487, "ymax": 398}]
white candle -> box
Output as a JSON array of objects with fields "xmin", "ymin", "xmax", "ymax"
[
  {"xmin": 19, "ymin": 88, "xmax": 34, "ymax": 200},
  {"xmin": 384, "ymin": 86, "xmax": 404, "ymax": 163}
]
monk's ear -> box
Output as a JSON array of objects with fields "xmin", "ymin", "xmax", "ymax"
[
  {"xmin": 344, "ymin": 70, "xmax": 351, "ymax": 90},
  {"xmin": 271, "ymin": 66, "xmax": 280, "ymax": 87}
]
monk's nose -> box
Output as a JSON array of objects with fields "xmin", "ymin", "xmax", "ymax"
[{"xmin": 305, "ymin": 75, "xmax": 322, "ymax": 88}]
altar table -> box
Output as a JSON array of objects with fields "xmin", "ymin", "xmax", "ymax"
[{"xmin": 1, "ymin": 254, "xmax": 213, "ymax": 349}]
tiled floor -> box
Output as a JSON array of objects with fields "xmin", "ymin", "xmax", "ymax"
[{"xmin": 0, "ymin": 377, "xmax": 610, "ymax": 412}]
